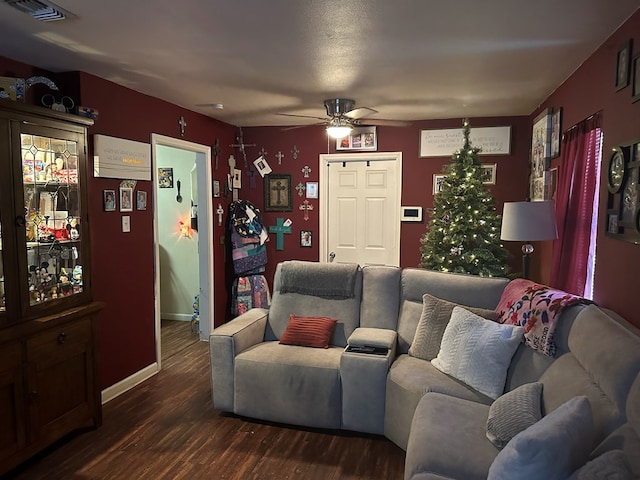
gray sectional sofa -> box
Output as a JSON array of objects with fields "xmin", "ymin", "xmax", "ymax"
[{"xmin": 209, "ymin": 260, "xmax": 640, "ymax": 479}]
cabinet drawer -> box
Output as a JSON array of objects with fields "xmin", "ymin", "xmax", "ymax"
[
  {"xmin": 27, "ymin": 318, "xmax": 92, "ymax": 365},
  {"xmin": 0, "ymin": 342, "xmax": 22, "ymax": 370}
]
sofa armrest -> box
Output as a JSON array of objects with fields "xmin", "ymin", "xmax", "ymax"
[
  {"xmin": 348, "ymin": 327, "xmax": 397, "ymax": 350},
  {"xmin": 209, "ymin": 308, "xmax": 269, "ymax": 411}
]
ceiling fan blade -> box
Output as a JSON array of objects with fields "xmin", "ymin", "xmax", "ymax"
[
  {"xmin": 281, "ymin": 122, "xmax": 326, "ymax": 131},
  {"xmin": 276, "ymin": 113, "xmax": 328, "ymax": 121},
  {"xmin": 354, "ymin": 118, "xmax": 412, "ymax": 127},
  {"xmin": 345, "ymin": 107, "xmax": 378, "ymax": 119}
]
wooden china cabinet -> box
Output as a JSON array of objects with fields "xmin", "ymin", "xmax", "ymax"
[{"xmin": 0, "ymin": 99, "xmax": 103, "ymax": 475}]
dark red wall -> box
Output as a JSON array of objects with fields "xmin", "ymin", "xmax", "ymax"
[
  {"xmin": 533, "ymin": 9, "xmax": 640, "ymax": 327},
  {"xmin": 244, "ymin": 116, "xmax": 531, "ymax": 286}
]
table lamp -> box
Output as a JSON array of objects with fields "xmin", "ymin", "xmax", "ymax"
[{"xmin": 500, "ymin": 200, "xmax": 558, "ymax": 279}]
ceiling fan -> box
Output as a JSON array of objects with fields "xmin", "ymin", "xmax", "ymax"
[{"xmin": 277, "ymin": 98, "xmax": 410, "ymax": 138}]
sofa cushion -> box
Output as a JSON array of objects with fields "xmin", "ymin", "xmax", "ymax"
[
  {"xmin": 488, "ymin": 396, "xmax": 593, "ymax": 480},
  {"xmin": 279, "ymin": 314, "xmax": 337, "ymax": 348},
  {"xmin": 266, "ymin": 262, "xmax": 363, "ymax": 347},
  {"xmin": 384, "ymin": 354, "xmax": 492, "ymax": 450},
  {"xmin": 566, "ymin": 450, "xmax": 633, "ymax": 480},
  {"xmin": 396, "ymin": 268, "xmax": 509, "ymax": 354},
  {"xmin": 405, "ymin": 392, "xmax": 498, "ymax": 480},
  {"xmin": 486, "ymin": 382, "xmax": 543, "ymax": 448},
  {"xmin": 409, "ymin": 293, "xmax": 498, "ymax": 361},
  {"xmin": 234, "ymin": 342, "xmax": 343, "ymax": 428},
  {"xmin": 431, "ymin": 307, "xmax": 524, "ymax": 399}
]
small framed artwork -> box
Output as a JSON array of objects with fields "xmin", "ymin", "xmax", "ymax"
[
  {"xmin": 300, "ymin": 230, "xmax": 312, "ymax": 247},
  {"xmin": 615, "ymin": 39, "xmax": 632, "ymax": 91},
  {"xmin": 545, "ymin": 168, "xmax": 558, "ymax": 201},
  {"xmin": 264, "ymin": 174, "xmax": 292, "ymax": 211},
  {"xmin": 253, "ymin": 155, "xmax": 272, "ymax": 177},
  {"xmin": 136, "ymin": 190, "xmax": 147, "ymax": 210},
  {"xmin": 158, "ymin": 167, "xmax": 174, "ymax": 188},
  {"xmin": 336, "ymin": 126, "xmax": 377, "ymax": 151},
  {"xmin": 550, "ymin": 108, "xmax": 562, "ymax": 158},
  {"xmin": 120, "ymin": 187, "xmax": 133, "ymax": 212},
  {"xmin": 531, "ymin": 108, "xmax": 552, "ymax": 178},
  {"xmin": 213, "ymin": 179, "xmax": 221, "ymax": 198},
  {"xmin": 433, "ymin": 174, "xmax": 446, "ymax": 195},
  {"xmin": 103, "ymin": 189, "xmax": 116, "ymax": 212},
  {"xmin": 608, "ymin": 212, "xmax": 620, "ymax": 234},
  {"xmin": 632, "ymin": 51, "xmax": 640, "ymax": 103},
  {"xmin": 480, "ymin": 164, "xmax": 497, "ymax": 185},
  {"xmin": 306, "ymin": 181, "xmax": 319, "ymax": 199}
]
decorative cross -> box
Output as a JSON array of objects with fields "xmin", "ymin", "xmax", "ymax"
[
  {"xmin": 271, "ymin": 179, "xmax": 287, "ymax": 206},
  {"xmin": 301, "ymin": 165, "xmax": 312, "ymax": 178},
  {"xmin": 259, "ymin": 147, "xmax": 268, "ymax": 158},
  {"xmin": 291, "ymin": 145, "xmax": 299, "ymax": 160},
  {"xmin": 216, "ymin": 203, "xmax": 224, "ymax": 226},
  {"xmin": 299, "ymin": 200, "xmax": 314, "ymax": 221},
  {"xmin": 212, "ymin": 138, "xmax": 221, "ymax": 170},
  {"xmin": 178, "ymin": 116, "xmax": 187, "ymax": 136},
  {"xmin": 247, "ymin": 164, "xmax": 258, "ymax": 189},
  {"xmin": 275, "ymin": 151, "xmax": 285, "ymax": 165},
  {"xmin": 268, "ymin": 217, "xmax": 292, "ymax": 250},
  {"xmin": 295, "ymin": 182, "xmax": 305, "ymax": 197}
]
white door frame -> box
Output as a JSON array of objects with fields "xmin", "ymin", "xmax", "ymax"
[
  {"xmin": 319, "ymin": 151, "xmax": 402, "ymax": 265},
  {"xmin": 151, "ymin": 134, "xmax": 214, "ymax": 368}
]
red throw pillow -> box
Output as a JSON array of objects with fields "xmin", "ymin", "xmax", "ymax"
[{"xmin": 279, "ymin": 315, "xmax": 337, "ymax": 349}]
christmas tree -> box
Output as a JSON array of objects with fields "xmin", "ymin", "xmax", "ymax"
[{"xmin": 419, "ymin": 119, "xmax": 509, "ymax": 277}]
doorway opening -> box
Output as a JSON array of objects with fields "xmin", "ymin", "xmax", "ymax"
[{"xmin": 151, "ymin": 135, "xmax": 214, "ymax": 368}]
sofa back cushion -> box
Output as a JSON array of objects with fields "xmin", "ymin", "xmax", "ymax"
[
  {"xmin": 538, "ymin": 305, "xmax": 640, "ymax": 445},
  {"xmin": 266, "ymin": 261, "xmax": 363, "ymax": 347},
  {"xmin": 360, "ymin": 265, "xmax": 401, "ymax": 330},
  {"xmin": 396, "ymin": 268, "xmax": 509, "ymax": 354}
]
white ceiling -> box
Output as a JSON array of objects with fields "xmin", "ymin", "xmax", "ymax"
[{"xmin": 0, "ymin": 1, "xmax": 638, "ymax": 127}]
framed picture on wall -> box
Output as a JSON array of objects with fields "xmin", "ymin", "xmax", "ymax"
[
  {"xmin": 531, "ymin": 108, "xmax": 552, "ymax": 178},
  {"xmin": 550, "ymin": 108, "xmax": 562, "ymax": 158},
  {"xmin": 480, "ymin": 164, "xmax": 497, "ymax": 185},
  {"xmin": 615, "ymin": 39, "xmax": 633, "ymax": 91},
  {"xmin": 300, "ymin": 230, "xmax": 312, "ymax": 247},
  {"xmin": 120, "ymin": 187, "xmax": 133, "ymax": 212},
  {"xmin": 136, "ymin": 190, "xmax": 147, "ymax": 210},
  {"xmin": 158, "ymin": 167, "xmax": 174, "ymax": 188},
  {"xmin": 103, "ymin": 189, "xmax": 116, "ymax": 212},
  {"xmin": 336, "ymin": 126, "xmax": 377, "ymax": 151},
  {"xmin": 632, "ymin": 51, "xmax": 640, "ymax": 103},
  {"xmin": 433, "ymin": 174, "xmax": 446, "ymax": 195},
  {"xmin": 264, "ymin": 174, "xmax": 292, "ymax": 211}
]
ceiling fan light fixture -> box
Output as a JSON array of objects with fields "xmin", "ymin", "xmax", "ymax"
[{"xmin": 326, "ymin": 125, "xmax": 352, "ymax": 139}]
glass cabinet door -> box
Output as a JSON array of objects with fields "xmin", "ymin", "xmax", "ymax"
[{"xmin": 21, "ymin": 132, "xmax": 84, "ymax": 306}]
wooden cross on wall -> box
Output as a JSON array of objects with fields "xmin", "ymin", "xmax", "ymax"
[
  {"xmin": 212, "ymin": 138, "xmax": 221, "ymax": 170},
  {"xmin": 275, "ymin": 151, "xmax": 285, "ymax": 165},
  {"xmin": 268, "ymin": 218, "xmax": 291, "ymax": 250},
  {"xmin": 295, "ymin": 182, "xmax": 305, "ymax": 197},
  {"xmin": 178, "ymin": 116, "xmax": 187, "ymax": 136},
  {"xmin": 299, "ymin": 200, "xmax": 313, "ymax": 221},
  {"xmin": 301, "ymin": 165, "xmax": 312, "ymax": 178}
]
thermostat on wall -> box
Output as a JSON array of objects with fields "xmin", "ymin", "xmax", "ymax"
[{"xmin": 401, "ymin": 206, "xmax": 423, "ymax": 222}]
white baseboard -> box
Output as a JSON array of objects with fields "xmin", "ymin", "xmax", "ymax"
[
  {"xmin": 101, "ymin": 362, "xmax": 159, "ymax": 405},
  {"xmin": 162, "ymin": 313, "xmax": 192, "ymax": 322}
]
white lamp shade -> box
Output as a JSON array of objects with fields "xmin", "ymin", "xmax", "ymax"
[
  {"xmin": 500, "ymin": 201, "xmax": 558, "ymax": 242},
  {"xmin": 326, "ymin": 125, "xmax": 352, "ymax": 139}
]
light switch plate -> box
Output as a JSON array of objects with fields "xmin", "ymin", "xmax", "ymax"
[{"xmin": 122, "ymin": 215, "xmax": 131, "ymax": 232}]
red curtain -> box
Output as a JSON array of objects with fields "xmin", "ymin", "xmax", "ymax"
[{"xmin": 550, "ymin": 112, "xmax": 602, "ymax": 296}]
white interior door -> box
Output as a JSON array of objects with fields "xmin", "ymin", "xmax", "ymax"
[{"xmin": 320, "ymin": 152, "xmax": 402, "ymax": 266}]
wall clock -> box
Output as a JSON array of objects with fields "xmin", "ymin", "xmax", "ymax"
[{"xmin": 607, "ymin": 148, "xmax": 625, "ymax": 193}]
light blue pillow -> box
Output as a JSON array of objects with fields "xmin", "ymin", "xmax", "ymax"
[{"xmin": 488, "ymin": 396, "xmax": 593, "ymax": 480}]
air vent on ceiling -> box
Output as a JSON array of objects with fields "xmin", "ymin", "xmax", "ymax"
[{"xmin": 3, "ymin": 0, "xmax": 75, "ymax": 21}]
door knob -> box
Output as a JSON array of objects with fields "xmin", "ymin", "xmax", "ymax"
[{"xmin": 329, "ymin": 252, "xmax": 336, "ymax": 262}]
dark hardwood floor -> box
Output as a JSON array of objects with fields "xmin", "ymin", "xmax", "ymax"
[
  {"xmin": 161, "ymin": 318, "xmax": 200, "ymax": 360},
  {"xmin": 6, "ymin": 331, "xmax": 405, "ymax": 479}
]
